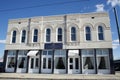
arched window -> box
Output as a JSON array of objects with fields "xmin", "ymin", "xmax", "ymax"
[
  {"xmin": 85, "ymin": 26, "xmax": 91, "ymax": 40},
  {"xmin": 33, "ymin": 29, "xmax": 38, "ymax": 42},
  {"xmin": 71, "ymin": 27, "xmax": 76, "ymax": 41},
  {"xmin": 21, "ymin": 30, "xmax": 26, "ymax": 43},
  {"xmin": 46, "ymin": 28, "xmax": 51, "ymax": 42},
  {"xmin": 57, "ymin": 28, "xmax": 62, "ymax": 41},
  {"xmin": 12, "ymin": 30, "xmax": 17, "ymax": 43},
  {"xmin": 98, "ymin": 26, "xmax": 104, "ymax": 40}
]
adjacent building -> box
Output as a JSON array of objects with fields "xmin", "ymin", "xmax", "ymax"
[{"xmin": 3, "ymin": 12, "xmax": 115, "ymax": 74}]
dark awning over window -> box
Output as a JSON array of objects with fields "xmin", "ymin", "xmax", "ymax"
[{"xmin": 44, "ymin": 43, "xmax": 63, "ymax": 49}]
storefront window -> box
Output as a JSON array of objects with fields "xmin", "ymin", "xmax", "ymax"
[
  {"xmin": 54, "ymin": 50, "xmax": 66, "ymax": 70},
  {"xmin": 96, "ymin": 49, "xmax": 110, "ymax": 70},
  {"xmin": 55, "ymin": 57, "xmax": 65, "ymax": 69},
  {"xmin": 7, "ymin": 57, "xmax": 15, "ymax": 68},
  {"xmin": 83, "ymin": 57, "xmax": 94, "ymax": 69},
  {"xmin": 18, "ymin": 57, "xmax": 27, "ymax": 68},
  {"xmin": 98, "ymin": 56, "xmax": 109, "ymax": 69}
]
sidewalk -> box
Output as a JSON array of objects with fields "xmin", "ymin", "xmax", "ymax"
[{"xmin": 0, "ymin": 72, "xmax": 120, "ymax": 80}]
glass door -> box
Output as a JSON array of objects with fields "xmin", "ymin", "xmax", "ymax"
[
  {"xmin": 28, "ymin": 56, "xmax": 39, "ymax": 73},
  {"xmin": 41, "ymin": 50, "xmax": 52, "ymax": 73},
  {"xmin": 68, "ymin": 57, "xmax": 80, "ymax": 74}
]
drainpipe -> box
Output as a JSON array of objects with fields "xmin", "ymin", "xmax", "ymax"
[
  {"xmin": 27, "ymin": 18, "xmax": 31, "ymax": 45},
  {"xmin": 64, "ymin": 15, "xmax": 67, "ymax": 46}
]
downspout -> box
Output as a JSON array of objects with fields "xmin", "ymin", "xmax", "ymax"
[
  {"xmin": 27, "ymin": 18, "xmax": 31, "ymax": 45},
  {"xmin": 64, "ymin": 15, "xmax": 67, "ymax": 47}
]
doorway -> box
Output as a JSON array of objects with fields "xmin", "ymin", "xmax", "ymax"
[
  {"xmin": 41, "ymin": 50, "xmax": 53, "ymax": 73},
  {"xmin": 68, "ymin": 57, "xmax": 80, "ymax": 74}
]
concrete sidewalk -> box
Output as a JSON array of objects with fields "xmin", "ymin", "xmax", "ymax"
[{"xmin": 0, "ymin": 73, "xmax": 120, "ymax": 80}]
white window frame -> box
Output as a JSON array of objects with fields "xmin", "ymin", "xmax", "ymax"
[
  {"xmin": 56, "ymin": 27, "xmax": 63, "ymax": 42},
  {"xmin": 20, "ymin": 30, "xmax": 27, "ymax": 44},
  {"xmin": 11, "ymin": 30, "xmax": 17, "ymax": 44},
  {"xmin": 45, "ymin": 28, "xmax": 51, "ymax": 43},
  {"xmin": 85, "ymin": 26, "xmax": 92, "ymax": 41},
  {"xmin": 70, "ymin": 27, "xmax": 77, "ymax": 42},
  {"xmin": 32, "ymin": 29, "xmax": 38, "ymax": 43},
  {"xmin": 97, "ymin": 26, "xmax": 105, "ymax": 41}
]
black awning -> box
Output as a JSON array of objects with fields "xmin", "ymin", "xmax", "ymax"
[{"xmin": 44, "ymin": 43, "xmax": 63, "ymax": 49}]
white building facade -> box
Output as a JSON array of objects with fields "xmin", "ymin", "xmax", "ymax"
[{"xmin": 3, "ymin": 12, "xmax": 115, "ymax": 74}]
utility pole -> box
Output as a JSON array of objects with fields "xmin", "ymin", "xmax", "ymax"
[{"xmin": 113, "ymin": 7, "xmax": 120, "ymax": 44}]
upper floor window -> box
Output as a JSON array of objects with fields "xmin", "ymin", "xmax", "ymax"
[
  {"xmin": 85, "ymin": 26, "xmax": 91, "ymax": 41},
  {"xmin": 71, "ymin": 27, "xmax": 76, "ymax": 41},
  {"xmin": 46, "ymin": 28, "xmax": 51, "ymax": 42},
  {"xmin": 33, "ymin": 29, "xmax": 38, "ymax": 42},
  {"xmin": 98, "ymin": 26, "xmax": 104, "ymax": 40},
  {"xmin": 57, "ymin": 28, "xmax": 62, "ymax": 42},
  {"xmin": 12, "ymin": 30, "xmax": 17, "ymax": 43},
  {"xmin": 21, "ymin": 30, "xmax": 26, "ymax": 43}
]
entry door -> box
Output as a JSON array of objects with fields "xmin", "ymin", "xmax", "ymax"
[
  {"xmin": 41, "ymin": 56, "xmax": 52, "ymax": 73},
  {"xmin": 41, "ymin": 50, "xmax": 53, "ymax": 73},
  {"xmin": 68, "ymin": 57, "xmax": 80, "ymax": 74},
  {"xmin": 28, "ymin": 57, "xmax": 39, "ymax": 73}
]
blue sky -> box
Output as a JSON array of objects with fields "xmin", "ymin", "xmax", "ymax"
[{"xmin": 0, "ymin": 0, "xmax": 120, "ymax": 60}]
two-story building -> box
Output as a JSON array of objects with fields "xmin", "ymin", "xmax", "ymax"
[{"xmin": 3, "ymin": 12, "xmax": 115, "ymax": 74}]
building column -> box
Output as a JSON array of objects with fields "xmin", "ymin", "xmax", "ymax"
[
  {"xmin": 14, "ymin": 50, "xmax": 18, "ymax": 72},
  {"xmin": 52, "ymin": 50, "xmax": 54, "ymax": 74},
  {"xmin": 79, "ymin": 49, "xmax": 82, "ymax": 74},
  {"xmin": 26, "ymin": 50, "xmax": 30, "ymax": 73},
  {"xmin": 66, "ymin": 49, "xmax": 68, "ymax": 74},
  {"xmin": 3, "ymin": 50, "xmax": 8, "ymax": 72},
  {"xmin": 94, "ymin": 49, "xmax": 98, "ymax": 74},
  {"xmin": 39, "ymin": 50, "xmax": 41, "ymax": 73},
  {"xmin": 109, "ymin": 48, "xmax": 115, "ymax": 74}
]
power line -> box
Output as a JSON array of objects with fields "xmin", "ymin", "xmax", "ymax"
[{"xmin": 0, "ymin": 0, "xmax": 89, "ymax": 12}]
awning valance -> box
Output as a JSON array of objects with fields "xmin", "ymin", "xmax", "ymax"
[
  {"xmin": 27, "ymin": 51, "xmax": 38, "ymax": 56},
  {"xmin": 68, "ymin": 50, "xmax": 79, "ymax": 56}
]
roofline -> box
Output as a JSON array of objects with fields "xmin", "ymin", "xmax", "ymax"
[{"xmin": 9, "ymin": 11, "xmax": 108, "ymax": 21}]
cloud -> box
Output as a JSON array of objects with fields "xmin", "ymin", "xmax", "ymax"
[
  {"xmin": 112, "ymin": 43, "xmax": 119, "ymax": 49},
  {"xmin": 112, "ymin": 39, "xmax": 120, "ymax": 49},
  {"xmin": 0, "ymin": 40, "xmax": 6, "ymax": 44},
  {"xmin": 113, "ymin": 39, "xmax": 119, "ymax": 43},
  {"xmin": 107, "ymin": 0, "xmax": 120, "ymax": 7},
  {"xmin": 96, "ymin": 4, "xmax": 105, "ymax": 12}
]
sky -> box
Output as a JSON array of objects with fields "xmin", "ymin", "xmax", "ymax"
[{"xmin": 0, "ymin": 0, "xmax": 120, "ymax": 60}]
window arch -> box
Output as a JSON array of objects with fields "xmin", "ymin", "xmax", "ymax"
[
  {"xmin": 46, "ymin": 28, "xmax": 51, "ymax": 42},
  {"xmin": 57, "ymin": 28, "xmax": 62, "ymax": 41},
  {"xmin": 98, "ymin": 26, "xmax": 104, "ymax": 40},
  {"xmin": 21, "ymin": 30, "xmax": 26, "ymax": 43},
  {"xmin": 12, "ymin": 30, "xmax": 17, "ymax": 43},
  {"xmin": 71, "ymin": 27, "xmax": 76, "ymax": 41},
  {"xmin": 85, "ymin": 26, "xmax": 91, "ymax": 41},
  {"xmin": 33, "ymin": 29, "xmax": 38, "ymax": 42}
]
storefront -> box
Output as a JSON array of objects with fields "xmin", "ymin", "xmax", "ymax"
[
  {"xmin": 5, "ymin": 49, "xmax": 111, "ymax": 74},
  {"xmin": 5, "ymin": 50, "xmax": 16, "ymax": 72}
]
